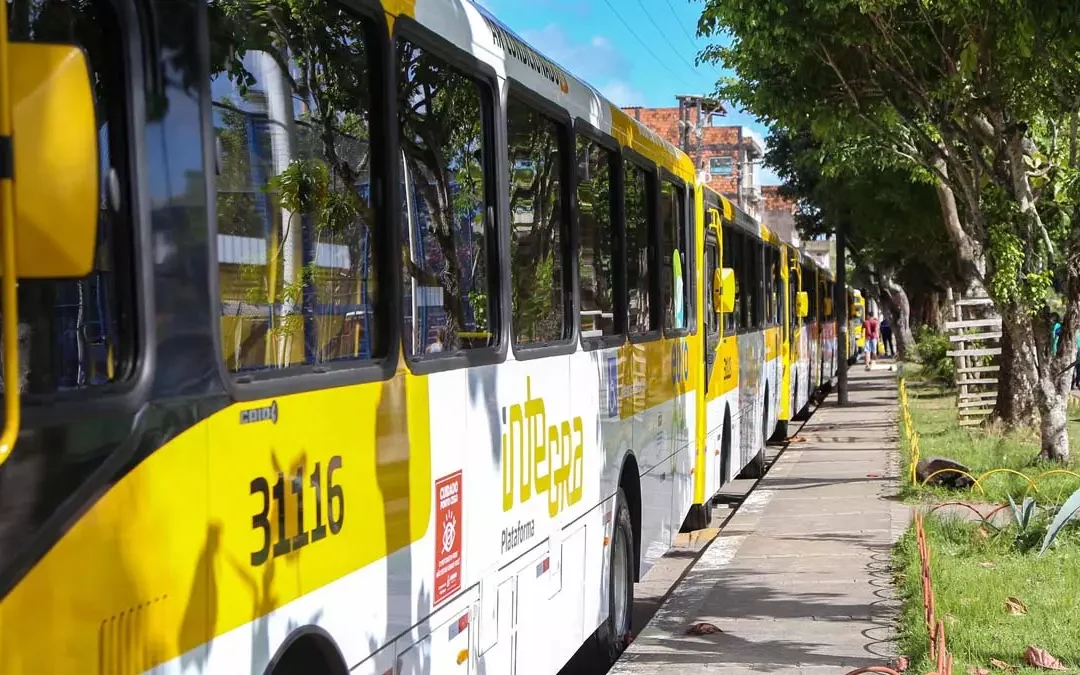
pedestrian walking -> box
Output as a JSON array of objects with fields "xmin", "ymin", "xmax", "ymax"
[
  {"xmin": 881, "ymin": 317, "xmax": 894, "ymax": 357},
  {"xmin": 863, "ymin": 312, "xmax": 880, "ymax": 370},
  {"xmin": 1073, "ymin": 331, "xmax": 1080, "ymax": 390}
]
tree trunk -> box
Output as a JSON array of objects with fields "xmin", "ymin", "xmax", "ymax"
[
  {"xmin": 879, "ymin": 274, "xmax": 915, "ymax": 360},
  {"xmin": 1036, "ymin": 371, "xmax": 1071, "ymax": 462},
  {"xmin": 995, "ymin": 309, "xmax": 1039, "ymax": 429}
]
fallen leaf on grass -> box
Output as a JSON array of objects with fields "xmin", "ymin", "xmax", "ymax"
[
  {"xmin": 892, "ymin": 656, "xmax": 909, "ymax": 673},
  {"xmin": 1025, "ymin": 646, "xmax": 1067, "ymax": 671},
  {"xmin": 684, "ymin": 622, "xmax": 722, "ymax": 635},
  {"xmin": 1005, "ymin": 596, "xmax": 1028, "ymax": 615},
  {"xmin": 976, "ymin": 528, "xmax": 991, "ymax": 540},
  {"xmin": 967, "ymin": 666, "xmax": 990, "ymax": 675},
  {"xmin": 989, "ymin": 658, "xmax": 1015, "ymax": 671},
  {"xmin": 977, "ymin": 562, "xmax": 996, "ymax": 568}
]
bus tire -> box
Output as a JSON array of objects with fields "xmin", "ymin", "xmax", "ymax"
[
  {"xmin": 741, "ymin": 447, "xmax": 767, "ymax": 479},
  {"xmin": 590, "ymin": 487, "xmax": 635, "ymax": 667}
]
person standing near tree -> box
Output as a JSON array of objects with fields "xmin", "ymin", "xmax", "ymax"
[
  {"xmin": 863, "ymin": 312, "xmax": 880, "ymax": 370},
  {"xmin": 881, "ymin": 317, "xmax": 894, "ymax": 357}
]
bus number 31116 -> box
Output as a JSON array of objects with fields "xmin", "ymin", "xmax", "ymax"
[{"xmin": 250, "ymin": 456, "xmax": 345, "ymax": 566}]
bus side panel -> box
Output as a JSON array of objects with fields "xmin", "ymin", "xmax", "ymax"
[
  {"xmin": 632, "ymin": 339, "xmax": 676, "ymax": 578},
  {"xmin": 669, "ymin": 337, "xmax": 698, "ymax": 536},
  {"xmin": 735, "ymin": 331, "xmax": 765, "ymax": 474},
  {"xmin": 763, "ymin": 326, "xmax": 782, "ymax": 439},
  {"xmin": 704, "ymin": 335, "xmax": 739, "ymax": 498}
]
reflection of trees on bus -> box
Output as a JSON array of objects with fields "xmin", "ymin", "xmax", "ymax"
[
  {"xmin": 397, "ymin": 39, "xmax": 491, "ymax": 355},
  {"xmin": 576, "ymin": 139, "xmax": 617, "ymax": 339},
  {"xmin": 210, "ymin": 0, "xmax": 380, "ymax": 370},
  {"xmin": 506, "ymin": 97, "xmax": 565, "ymax": 345}
]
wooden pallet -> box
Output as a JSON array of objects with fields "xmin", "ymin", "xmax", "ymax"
[{"xmin": 946, "ymin": 290, "xmax": 1000, "ymax": 427}]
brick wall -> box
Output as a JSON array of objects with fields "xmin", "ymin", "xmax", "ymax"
[
  {"xmin": 623, "ymin": 106, "xmax": 681, "ymax": 147},
  {"xmin": 761, "ymin": 185, "xmax": 796, "ymax": 243},
  {"xmin": 622, "ymin": 103, "xmax": 763, "ymax": 210}
]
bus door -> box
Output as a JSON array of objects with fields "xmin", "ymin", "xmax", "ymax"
[{"xmin": 703, "ymin": 229, "xmax": 721, "ymax": 389}]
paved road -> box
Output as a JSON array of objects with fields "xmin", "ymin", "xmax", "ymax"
[{"xmin": 608, "ymin": 366, "xmax": 906, "ymax": 674}]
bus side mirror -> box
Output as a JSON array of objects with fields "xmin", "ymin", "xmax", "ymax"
[
  {"xmin": 10, "ymin": 43, "xmax": 99, "ymax": 278},
  {"xmin": 795, "ymin": 291, "xmax": 809, "ymax": 318},
  {"xmin": 713, "ymin": 267, "xmax": 735, "ymax": 314}
]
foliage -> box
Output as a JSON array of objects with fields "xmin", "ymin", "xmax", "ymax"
[
  {"xmin": 698, "ymin": 0, "xmax": 1080, "ymax": 456},
  {"xmin": 914, "ymin": 326, "xmax": 955, "ymax": 386},
  {"xmin": 900, "ymin": 366, "xmax": 1080, "ymax": 505},
  {"xmin": 1039, "ymin": 485, "xmax": 1080, "ymax": 556},
  {"xmin": 895, "ymin": 514, "xmax": 1080, "ymax": 674}
]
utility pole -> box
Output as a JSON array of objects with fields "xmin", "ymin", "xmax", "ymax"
[{"xmin": 835, "ymin": 226, "xmax": 849, "ymax": 405}]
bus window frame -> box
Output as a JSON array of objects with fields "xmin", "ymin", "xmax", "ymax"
[
  {"xmin": 505, "ymin": 80, "xmax": 577, "ymax": 361},
  {"xmin": 573, "ymin": 117, "xmax": 627, "ymax": 352},
  {"xmin": 217, "ymin": 1, "xmax": 407, "ymax": 400},
  {"xmin": 15, "ymin": 0, "xmax": 156, "ymax": 426},
  {"xmin": 686, "ymin": 185, "xmax": 697, "ymax": 336},
  {"xmin": 658, "ymin": 168, "xmax": 691, "ymax": 340},
  {"xmin": 392, "ymin": 17, "xmax": 508, "ymax": 378},
  {"xmin": 621, "ymin": 146, "xmax": 661, "ymax": 345},
  {"xmin": 720, "ymin": 223, "xmax": 741, "ymax": 335}
]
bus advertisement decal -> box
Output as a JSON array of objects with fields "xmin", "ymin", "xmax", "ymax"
[{"xmin": 434, "ymin": 471, "xmax": 463, "ymax": 606}]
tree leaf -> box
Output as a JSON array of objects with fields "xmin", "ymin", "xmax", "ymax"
[
  {"xmin": 989, "ymin": 658, "xmax": 1015, "ymax": 671},
  {"xmin": 1038, "ymin": 485, "xmax": 1080, "ymax": 556},
  {"xmin": 1025, "ymin": 646, "xmax": 1067, "ymax": 670},
  {"xmin": 967, "ymin": 667, "xmax": 990, "ymax": 675},
  {"xmin": 1005, "ymin": 596, "xmax": 1028, "ymax": 615},
  {"xmin": 684, "ymin": 622, "xmax": 723, "ymax": 635}
]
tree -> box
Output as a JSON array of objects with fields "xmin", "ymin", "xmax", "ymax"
[
  {"xmin": 700, "ymin": 0, "xmax": 1080, "ymax": 460},
  {"xmin": 766, "ymin": 125, "xmax": 964, "ymax": 359}
]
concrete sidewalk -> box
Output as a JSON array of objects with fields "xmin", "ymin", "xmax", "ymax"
[{"xmin": 610, "ymin": 366, "xmax": 907, "ymax": 674}]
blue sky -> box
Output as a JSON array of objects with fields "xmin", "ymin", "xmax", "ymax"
[{"xmin": 476, "ymin": 0, "xmax": 781, "ymax": 185}]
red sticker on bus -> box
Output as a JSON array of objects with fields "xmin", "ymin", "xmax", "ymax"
[{"xmin": 434, "ymin": 471, "xmax": 463, "ymax": 606}]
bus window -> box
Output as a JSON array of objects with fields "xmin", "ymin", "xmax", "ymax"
[
  {"xmin": 5, "ymin": 0, "xmax": 135, "ymax": 394},
  {"xmin": 576, "ymin": 137, "xmax": 618, "ymax": 341},
  {"xmin": 705, "ymin": 239, "xmax": 720, "ymax": 337},
  {"xmin": 771, "ymin": 248, "xmax": 782, "ymax": 325},
  {"xmin": 742, "ymin": 236, "xmax": 757, "ymax": 329},
  {"xmin": 686, "ymin": 186, "xmax": 697, "ymax": 333},
  {"xmin": 507, "ymin": 94, "xmax": 570, "ymax": 346},
  {"xmin": 624, "ymin": 160, "xmax": 654, "ymax": 336},
  {"xmin": 399, "ymin": 39, "xmax": 495, "ymax": 356},
  {"xmin": 763, "ymin": 246, "xmax": 774, "ymax": 326},
  {"xmin": 721, "ymin": 225, "xmax": 740, "ymax": 333},
  {"xmin": 660, "ymin": 179, "xmax": 688, "ymax": 333},
  {"xmin": 212, "ymin": 6, "xmax": 384, "ymax": 372}
]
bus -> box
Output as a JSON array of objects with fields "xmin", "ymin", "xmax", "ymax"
[{"xmin": 0, "ymin": 0, "xmax": 856, "ymax": 673}]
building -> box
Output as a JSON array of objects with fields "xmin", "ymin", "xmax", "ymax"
[
  {"xmin": 623, "ymin": 95, "xmax": 766, "ymax": 220},
  {"xmin": 761, "ymin": 185, "xmax": 798, "ymax": 245}
]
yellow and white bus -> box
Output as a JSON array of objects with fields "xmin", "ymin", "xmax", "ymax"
[{"xmin": 0, "ymin": 1, "xmax": 856, "ymax": 673}]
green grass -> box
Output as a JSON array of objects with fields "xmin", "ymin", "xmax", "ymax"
[
  {"xmin": 895, "ymin": 514, "xmax": 1080, "ymax": 674},
  {"xmin": 901, "ymin": 363, "xmax": 1080, "ymax": 506}
]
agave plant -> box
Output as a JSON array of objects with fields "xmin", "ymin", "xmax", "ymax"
[
  {"xmin": 1008, "ymin": 493, "xmax": 1037, "ymax": 532},
  {"xmin": 1038, "ymin": 486, "xmax": 1080, "ymax": 557}
]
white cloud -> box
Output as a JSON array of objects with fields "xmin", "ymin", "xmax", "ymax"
[
  {"xmin": 520, "ymin": 24, "xmax": 626, "ymax": 84},
  {"xmin": 599, "ymin": 80, "xmax": 646, "ymax": 107}
]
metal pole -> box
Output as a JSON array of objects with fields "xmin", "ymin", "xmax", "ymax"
[{"xmin": 836, "ymin": 226, "xmax": 849, "ymax": 405}]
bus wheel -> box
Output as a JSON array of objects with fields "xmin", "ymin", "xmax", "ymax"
[
  {"xmin": 740, "ymin": 403, "xmax": 769, "ymax": 479},
  {"xmin": 591, "ymin": 487, "xmax": 635, "ymax": 666}
]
